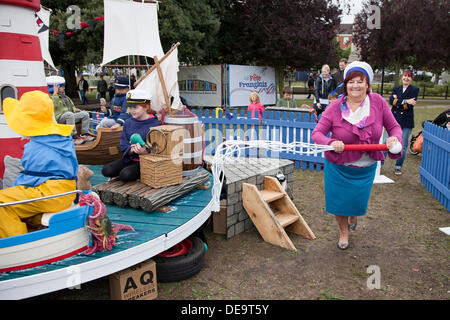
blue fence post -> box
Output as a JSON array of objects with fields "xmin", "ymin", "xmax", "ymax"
[
  {"xmin": 419, "ymin": 122, "xmax": 450, "ymax": 211},
  {"xmin": 197, "ymin": 107, "xmax": 329, "ymax": 173}
]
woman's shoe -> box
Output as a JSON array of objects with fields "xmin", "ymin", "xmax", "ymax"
[
  {"xmin": 337, "ymin": 241, "xmax": 349, "ymax": 250},
  {"xmin": 348, "ymin": 219, "xmax": 357, "ymax": 231}
]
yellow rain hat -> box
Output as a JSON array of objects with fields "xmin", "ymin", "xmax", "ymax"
[{"xmin": 3, "ymin": 90, "xmax": 74, "ymax": 137}]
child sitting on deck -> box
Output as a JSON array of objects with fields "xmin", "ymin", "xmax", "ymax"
[
  {"xmin": 102, "ymin": 89, "xmax": 160, "ymax": 182},
  {"xmin": 96, "ymin": 76, "xmax": 131, "ymax": 130},
  {"xmin": 0, "ymin": 91, "xmax": 78, "ymax": 238}
]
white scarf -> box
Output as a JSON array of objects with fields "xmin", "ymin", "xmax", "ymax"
[{"xmin": 340, "ymin": 95, "xmax": 370, "ymax": 129}]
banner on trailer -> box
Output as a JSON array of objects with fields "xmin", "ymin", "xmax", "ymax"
[
  {"xmin": 178, "ymin": 65, "xmax": 222, "ymax": 107},
  {"xmin": 228, "ymin": 65, "xmax": 276, "ymax": 107}
]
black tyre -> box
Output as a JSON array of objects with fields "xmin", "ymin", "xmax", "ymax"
[
  {"xmin": 153, "ymin": 236, "xmax": 206, "ymax": 283},
  {"xmin": 408, "ymin": 133, "xmax": 420, "ymax": 155}
]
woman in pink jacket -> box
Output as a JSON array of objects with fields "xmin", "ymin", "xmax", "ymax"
[{"xmin": 311, "ymin": 61, "xmax": 403, "ymax": 250}]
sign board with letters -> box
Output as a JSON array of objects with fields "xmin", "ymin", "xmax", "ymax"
[{"xmin": 227, "ymin": 64, "xmax": 276, "ymax": 107}]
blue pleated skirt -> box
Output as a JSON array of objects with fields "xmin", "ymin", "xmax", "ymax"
[{"xmin": 324, "ymin": 159, "xmax": 377, "ymax": 217}]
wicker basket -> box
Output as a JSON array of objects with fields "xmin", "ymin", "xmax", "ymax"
[{"xmin": 140, "ymin": 154, "xmax": 183, "ymax": 188}]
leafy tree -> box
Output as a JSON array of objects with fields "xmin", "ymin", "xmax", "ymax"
[
  {"xmin": 333, "ymin": 38, "xmax": 351, "ymax": 66},
  {"xmin": 352, "ymin": 0, "xmax": 449, "ymax": 84},
  {"xmin": 158, "ymin": 0, "xmax": 221, "ymax": 65},
  {"xmin": 42, "ymin": 0, "xmax": 104, "ymax": 97},
  {"xmin": 42, "ymin": 0, "xmax": 221, "ymax": 97},
  {"xmin": 218, "ymin": 0, "xmax": 341, "ymax": 93}
]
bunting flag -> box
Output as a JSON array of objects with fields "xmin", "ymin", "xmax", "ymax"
[
  {"xmin": 35, "ymin": 6, "xmax": 57, "ymax": 69},
  {"xmin": 35, "ymin": 11, "xmax": 104, "ymax": 48}
]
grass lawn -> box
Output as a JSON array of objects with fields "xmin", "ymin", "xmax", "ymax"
[{"xmin": 33, "ymin": 104, "xmax": 449, "ymax": 301}]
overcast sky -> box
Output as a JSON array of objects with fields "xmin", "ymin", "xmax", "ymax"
[{"xmin": 333, "ymin": 0, "xmax": 366, "ymax": 23}]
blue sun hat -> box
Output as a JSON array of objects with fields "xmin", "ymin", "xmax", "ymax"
[
  {"xmin": 343, "ymin": 61, "xmax": 374, "ymax": 84},
  {"xmin": 114, "ymin": 76, "xmax": 130, "ymax": 89}
]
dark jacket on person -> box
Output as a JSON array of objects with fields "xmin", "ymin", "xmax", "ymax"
[
  {"xmin": 120, "ymin": 116, "xmax": 161, "ymax": 163},
  {"xmin": 333, "ymin": 69, "xmax": 345, "ymax": 85},
  {"xmin": 307, "ymin": 76, "xmax": 315, "ymax": 88},
  {"xmin": 77, "ymin": 78, "xmax": 89, "ymax": 92},
  {"xmin": 97, "ymin": 79, "xmax": 108, "ymax": 93},
  {"xmin": 389, "ymin": 85, "xmax": 419, "ymax": 129},
  {"xmin": 314, "ymin": 75, "xmax": 336, "ymax": 103},
  {"xmin": 103, "ymin": 93, "xmax": 130, "ymax": 126},
  {"xmin": 333, "ymin": 69, "xmax": 345, "ymax": 95}
]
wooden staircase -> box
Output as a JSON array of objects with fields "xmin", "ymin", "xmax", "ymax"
[{"xmin": 242, "ymin": 176, "xmax": 316, "ymax": 251}]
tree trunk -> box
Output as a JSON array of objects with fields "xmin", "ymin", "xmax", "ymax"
[
  {"xmin": 276, "ymin": 64, "xmax": 285, "ymax": 100},
  {"xmin": 394, "ymin": 63, "xmax": 402, "ymax": 86},
  {"xmin": 63, "ymin": 64, "xmax": 78, "ymax": 100}
]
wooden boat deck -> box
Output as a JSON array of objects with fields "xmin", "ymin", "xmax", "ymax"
[{"xmin": 0, "ymin": 165, "xmax": 213, "ymax": 299}]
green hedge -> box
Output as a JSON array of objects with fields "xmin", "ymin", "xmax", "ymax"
[{"xmin": 372, "ymin": 83, "xmax": 449, "ymax": 98}]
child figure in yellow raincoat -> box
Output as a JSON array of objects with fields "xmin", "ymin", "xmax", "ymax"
[{"xmin": 0, "ymin": 91, "xmax": 78, "ymax": 238}]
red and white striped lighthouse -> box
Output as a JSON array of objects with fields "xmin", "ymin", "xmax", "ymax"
[{"xmin": 0, "ymin": 0, "xmax": 48, "ymax": 178}]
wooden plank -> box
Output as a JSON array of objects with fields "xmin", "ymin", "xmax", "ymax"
[
  {"xmin": 153, "ymin": 55, "xmax": 171, "ymax": 115},
  {"xmin": 242, "ymin": 183, "xmax": 296, "ymax": 251},
  {"xmin": 260, "ymin": 190, "xmax": 285, "ymax": 203},
  {"xmin": 263, "ymin": 176, "xmax": 316, "ymax": 240},
  {"xmin": 133, "ymin": 42, "xmax": 180, "ymax": 88},
  {"xmin": 275, "ymin": 213, "xmax": 299, "ymax": 228}
]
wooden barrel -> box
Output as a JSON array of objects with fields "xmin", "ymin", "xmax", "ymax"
[{"xmin": 164, "ymin": 111, "xmax": 203, "ymax": 175}]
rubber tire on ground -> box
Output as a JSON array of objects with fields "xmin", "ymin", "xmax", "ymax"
[{"xmin": 154, "ymin": 236, "xmax": 206, "ymax": 283}]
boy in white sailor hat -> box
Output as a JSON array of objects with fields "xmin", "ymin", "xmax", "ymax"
[{"xmin": 101, "ymin": 89, "xmax": 161, "ymax": 182}]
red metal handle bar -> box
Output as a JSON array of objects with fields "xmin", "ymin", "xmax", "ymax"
[{"xmin": 343, "ymin": 144, "xmax": 388, "ymax": 151}]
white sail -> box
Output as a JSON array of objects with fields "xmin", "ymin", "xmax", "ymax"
[
  {"xmin": 37, "ymin": 6, "xmax": 57, "ymax": 70},
  {"xmin": 101, "ymin": 0, "xmax": 164, "ymax": 66},
  {"xmin": 136, "ymin": 47, "xmax": 182, "ymax": 113}
]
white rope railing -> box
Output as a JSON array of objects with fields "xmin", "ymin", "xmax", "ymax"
[
  {"xmin": 210, "ymin": 139, "xmax": 398, "ymax": 212},
  {"xmin": 209, "ymin": 139, "xmax": 335, "ymax": 212}
]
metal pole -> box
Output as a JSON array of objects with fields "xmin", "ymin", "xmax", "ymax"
[{"xmin": 0, "ymin": 190, "xmax": 84, "ymax": 207}]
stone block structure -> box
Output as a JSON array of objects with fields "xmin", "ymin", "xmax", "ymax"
[{"xmin": 205, "ymin": 156, "xmax": 294, "ymax": 239}]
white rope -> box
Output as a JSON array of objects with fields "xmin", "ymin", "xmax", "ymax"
[{"xmin": 210, "ymin": 139, "xmax": 334, "ymax": 212}]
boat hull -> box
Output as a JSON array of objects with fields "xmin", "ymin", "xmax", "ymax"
[
  {"xmin": 0, "ymin": 227, "xmax": 89, "ymax": 273},
  {"xmin": 0, "ymin": 202, "xmax": 92, "ymax": 273},
  {"xmin": 75, "ymin": 127, "xmax": 123, "ymax": 165}
]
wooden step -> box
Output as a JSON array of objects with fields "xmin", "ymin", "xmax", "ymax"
[
  {"xmin": 242, "ymin": 176, "xmax": 316, "ymax": 252},
  {"xmin": 260, "ymin": 190, "xmax": 285, "ymax": 203},
  {"xmin": 275, "ymin": 213, "xmax": 299, "ymax": 228}
]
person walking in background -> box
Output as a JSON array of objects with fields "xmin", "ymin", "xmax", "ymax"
[
  {"xmin": 311, "ymin": 61, "xmax": 402, "ymax": 250},
  {"xmin": 248, "ymin": 92, "xmax": 265, "ymax": 119},
  {"xmin": 306, "ymin": 72, "xmax": 315, "ymax": 99},
  {"xmin": 108, "ymin": 79, "xmax": 115, "ymax": 102},
  {"xmin": 314, "ymin": 64, "xmax": 336, "ymax": 117},
  {"xmin": 77, "ymin": 75, "xmax": 89, "ymax": 105},
  {"xmin": 277, "ymin": 86, "xmax": 297, "ymax": 108},
  {"xmin": 389, "ymin": 69, "xmax": 419, "ymax": 175},
  {"xmin": 130, "ymin": 74, "xmax": 136, "ymax": 89},
  {"xmin": 333, "ymin": 58, "xmax": 348, "ymax": 96},
  {"xmin": 96, "ymin": 74, "xmax": 108, "ymax": 100}
]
